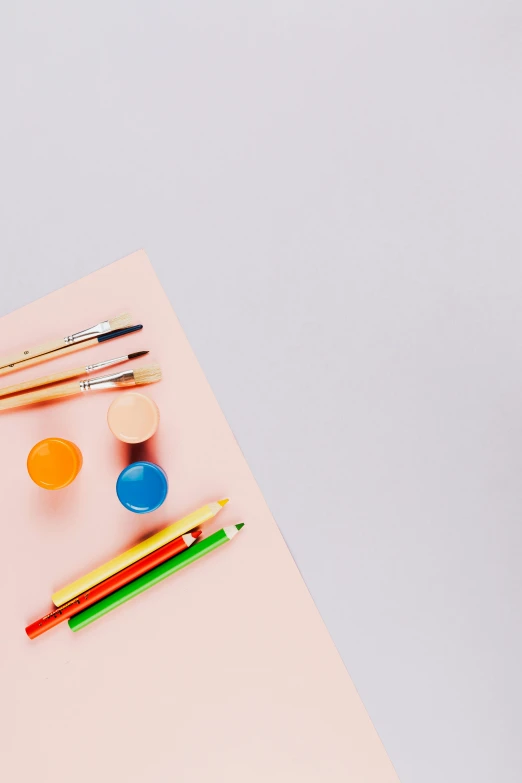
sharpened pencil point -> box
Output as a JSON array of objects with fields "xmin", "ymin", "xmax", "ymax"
[
  {"xmin": 236, "ymin": 523, "xmax": 245, "ymax": 530},
  {"xmin": 193, "ymin": 529, "xmax": 203, "ymax": 538},
  {"xmin": 218, "ymin": 498, "xmax": 229, "ymax": 507}
]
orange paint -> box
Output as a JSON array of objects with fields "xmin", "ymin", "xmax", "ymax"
[{"xmin": 27, "ymin": 438, "xmax": 83, "ymax": 490}]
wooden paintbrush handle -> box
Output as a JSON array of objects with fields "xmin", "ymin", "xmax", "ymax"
[
  {"xmin": 0, "ymin": 338, "xmax": 67, "ymax": 371},
  {"xmin": 0, "ymin": 365, "xmax": 86, "ymax": 398},
  {"xmin": 0, "ymin": 338, "xmax": 97, "ymax": 378},
  {"xmin": 0, "ymin": 380, "xmax": 81, "ymax": 411}
]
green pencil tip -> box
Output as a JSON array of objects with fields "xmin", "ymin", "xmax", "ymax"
[{"xmin": 236, "ymin": 523, "xmax": 245, "ymax": 531}]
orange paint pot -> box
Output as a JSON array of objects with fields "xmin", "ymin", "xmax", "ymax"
[{"xmin": 27, "ymin": 438, "xmax": 83, "ymax": 490}]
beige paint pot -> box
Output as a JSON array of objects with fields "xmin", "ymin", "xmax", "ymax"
[{"xmin": 107, "ymin": 392, "xmax": 160, "ymax": 444}]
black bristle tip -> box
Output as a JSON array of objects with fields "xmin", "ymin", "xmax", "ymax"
[
  {"xmin": 98, "ymin": 324, "xmax": 143, "ymax": 342},
  {"xmin": 128, "ymin": 351, "xmax": 149, "ymax": 360}
]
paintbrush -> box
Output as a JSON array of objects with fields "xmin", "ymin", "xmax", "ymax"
[
  {"xmin": 0, "ymin": 324, "xmax": 142, "ymax": 378},
  {"xmin": 0, "ymin": 313, "xmax": 132, "ymax": 374},
  {"xmin": 0, "ymin": 364, "xmax": 162, "ymax": 411},
  {"xmin": 0, "ymin": 351, "xmax": 149, "ymax": 398}
]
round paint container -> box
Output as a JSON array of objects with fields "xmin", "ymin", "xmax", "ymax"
[
  {"xmin": 27, "ymin": 438, "xmax": 83, "ymax": 490},
  {"xmin": 116, "ymin": 461, "xmax": 168, "ymax": 514},
  {"xmin": 107, "ymin": 392, "xmax": 160, "ymax": 444}
]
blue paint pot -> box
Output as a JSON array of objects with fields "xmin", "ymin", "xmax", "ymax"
[{"xmin": 116, "ymin": 461, "xmax": 168, "ymax": 514}]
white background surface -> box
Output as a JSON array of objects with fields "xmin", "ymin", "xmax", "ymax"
[{"xmin": 1, "ymin": 4, "xmax": 521, "ymax": 782}]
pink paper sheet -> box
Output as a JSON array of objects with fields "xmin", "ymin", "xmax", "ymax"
[{"xmin": 0, "ymin": 251, "xmax": 399, "ymax": 782}]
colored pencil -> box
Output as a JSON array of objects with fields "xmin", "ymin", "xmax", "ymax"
[
  {"xmin": 26, "ymin": 530, "xmax": 201, "ymax": 639},
  {"xmin": 52, "ymin": 499, "xmax": 230, "ymax": 606},
  {"xmin": 0, "ymin": 351, "xmax": 149, "ymax": 398},
  {"xmin": 0, "ymin": 324, "xmax": 143, "ymax": 378},
  {"xmin": 69, "ymin": 524, "xmax": 244, "ymax": 631},
  {"xmin": 0, "ymin": 313, "xmax": 132, "ymax": 374}
]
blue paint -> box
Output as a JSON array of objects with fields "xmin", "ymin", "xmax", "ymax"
[{"xmin": 116, "ymin": 461, "xmax": 168, "ymax": 514}]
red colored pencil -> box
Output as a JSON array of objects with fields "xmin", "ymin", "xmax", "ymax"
[{"xmin": 25, "ymin": 529, "xmax": 202, "ymax": 639}]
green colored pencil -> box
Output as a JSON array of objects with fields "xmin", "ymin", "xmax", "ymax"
[{"xmin": 68, "ymin": 524, "xmax": 244, "ymax": 632}]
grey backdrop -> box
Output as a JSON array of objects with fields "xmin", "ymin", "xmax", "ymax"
[{"xmin": 1, "ymin": 3, "xmax": 521, "ymax": 782}]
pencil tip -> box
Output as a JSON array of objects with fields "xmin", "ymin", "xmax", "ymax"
[
  {"xmin": 236, "ymin": 523, "xmax": 244, "ymax": 530},
  {"xmin": 193, "ymin": 529, "xmax": 202, "ymax": 538},
  {"xmin": 218, "ymin": 498, "xmax": 229, "ymax": 507}
]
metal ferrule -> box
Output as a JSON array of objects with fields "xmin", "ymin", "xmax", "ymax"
[
  {"xmin": 80, "ymin": 369, "xmax": 135, "ymax": 391},
  {"xmin": 64, "ymin": 319, "xmax": 112, "ymax": 344},
  {"xmin": 85, "ymin": 355, "xmax": 127, "ymax": 374}
]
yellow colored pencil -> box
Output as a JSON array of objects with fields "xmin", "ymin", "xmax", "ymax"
[{"xmin": 52, "ymin": 499, "xmax": 229, "ymax": 606}]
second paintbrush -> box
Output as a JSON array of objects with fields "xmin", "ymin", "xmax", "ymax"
[
  {"xmin": 0, "ymin": 351, "xmax": 149, "ymax": 398},
  {"xmin": 0, "ymin": 363, "xmax": 161, "ymax": 410}
]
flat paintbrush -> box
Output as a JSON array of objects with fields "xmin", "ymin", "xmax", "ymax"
[
  {"xmin": 0, "ymin": 351, "xmax": 149, "ymax": 398},
  {"xmin": 0, "ymin": 312, "xmax": 132, "ymax": 374},
  {"xmin": 0, "ymin": 324, "xmax": 142, "ymax": 378},
  {"xmin": 0, "ymin": 364, "xmax": 162, "ymax": 411}
]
